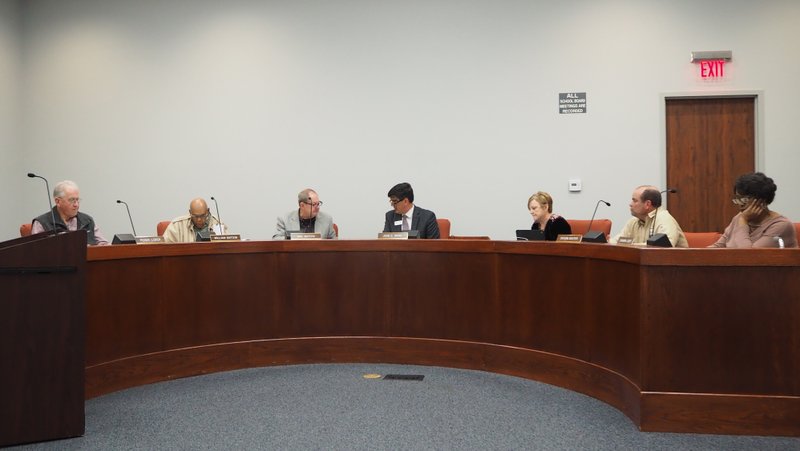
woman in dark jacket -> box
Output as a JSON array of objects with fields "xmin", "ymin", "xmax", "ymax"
[{"xmin": 528, "ymin": 191, "xmax": 572, "ymax": 241}]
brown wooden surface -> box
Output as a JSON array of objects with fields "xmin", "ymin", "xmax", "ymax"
[
  {"xmin": 642, "ymin": 266, "xmax": 799, "ymax": 395},
  {"xmin": 85, "ymin": 240, "xmax": 800, "ymax": 436},
  {"xmin": 0, "ymin": 232, "xmax": 86, "ymax": 447},
  {"xmin": 666, "ymin": 96, "xmax": 755, "ymax": 232}
]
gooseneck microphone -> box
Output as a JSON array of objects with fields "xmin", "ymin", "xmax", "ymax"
[
  {"xmin": 116, "ymin": 200, "xmax": 137, "ymax": 236},
  {"xmin": 210, "ymin": 196, "xmax": 222, "ymax": 234},
  {"xmin": 297, "ymin": 194, "xmax": 313, "ymax": 233},
  {"xmin": 650, "ymin": 188, "xmax": 678, "ymax": 237},
  {"xmin": 587, "ymin": 199, "xmax": 611, "ymax": 234},
  {"xmin": 27, "ymin": 172, "xmax": 57, "ymax": 232}
]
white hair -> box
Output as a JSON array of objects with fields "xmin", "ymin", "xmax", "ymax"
[
  {"xmin": 297, "ymin": 188, "xmax": 316, "ymax": 204},
  {"xmin": 53, "ymin": 180, "xmax": 79, "ymax": 198}
]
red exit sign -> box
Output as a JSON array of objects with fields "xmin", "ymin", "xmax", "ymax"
[
  {"xmin": 690, "ymin": 51, "xmax": 731, "ymax": 79},
  {"xmin": 699, "ymin": 59, "xmax": 725, "ymax": 78}
]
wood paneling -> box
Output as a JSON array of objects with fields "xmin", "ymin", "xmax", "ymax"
[
  {"xmin": 84, "ymin": 240, "xmax": 800, "ymax": 436},
  {"xmin": 641, "ymin": 266, "xmax": 799, "ymax": 394},
  {"xmin": 1, "ymin": 232, "xmax": 86, "ymax": 447},
  {"xmin": 666, "ymin": 97, "xmax": 755, "ymax": 232}
]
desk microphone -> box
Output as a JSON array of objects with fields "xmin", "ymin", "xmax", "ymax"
[
  {"xmin": 210, "ymin": 196, "xmax": 222, "ymax": 234},
  {"xmin": 297, "ymin": 193, "xmax": 314, "ymax": 234},
  {"xmin": 27, "ymin": 172, "xmax": 57, "ymax": 233},
  {"xmin": 646, "ymin": 188, "xmax": 678, "ymax": 247},
  {"xmin": 584, "ymin": 199, "xmax": 611, "ymax": 243},
  {"xmin": 116, "ymin": 200, "xmax": 137, "ymax": 236},
  {"xmin": 307, "ymin": 193, "xmax": 315, "ymax": 233},
  {"xmin": 650, "ymin": 188, "xmax": 678, "ymax": 238}
]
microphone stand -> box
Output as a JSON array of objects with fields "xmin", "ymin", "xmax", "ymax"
[
  {"xmin": 582, "ymin": 199, "xmax": 611, "ymax": 243},
  {"xmin": 587, "ymin": 199, "xmax": 610, "ymax": 233},
  {"xmin": 650, "ymin": 208, "xmax": 658, "ymax": 238},
  {"xmin": 303, "ymin": 194, "xmax": 313, "ymax": 233},
  {"xmin": 116, "ymin": 200, "xmax": 137, "ymax": 236},
  {"xmin": 650, "ymin": 189, "xmax": 677, "ymax": 237},
  {"xmin": 210, "ymin": 196, "xmax": 222, "ymax": 235},
  {"xmin": 27, "ymin": 173, "xmax": 57, "ymax": 233}
]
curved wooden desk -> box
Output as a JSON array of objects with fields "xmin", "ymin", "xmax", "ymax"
[{"xmin": 86, "ymin": 241, "xmax": 800, "ymax": 436}]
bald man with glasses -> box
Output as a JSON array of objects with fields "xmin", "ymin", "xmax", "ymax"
[{"xmin": 163, "ymin": 198, "xmax": 229, "ymax": 243}]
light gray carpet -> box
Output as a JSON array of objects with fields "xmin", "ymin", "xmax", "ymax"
[{"xmin": 12, "ymin": 364, "xmax": 800, "ymax": 450}]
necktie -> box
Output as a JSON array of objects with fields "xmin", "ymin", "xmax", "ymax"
[{"xmin": 402, "ymin": 215, "xmax": 410, "ymax": 231}]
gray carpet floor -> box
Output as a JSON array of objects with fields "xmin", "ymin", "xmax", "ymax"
[{"xmin": 12, "ymin": 364, "xmax": 800, "ymax": 450}]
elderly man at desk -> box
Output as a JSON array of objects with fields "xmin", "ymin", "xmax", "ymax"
[
  {"xmin": 163, "ymin": 198, "xmax": 228, "ymax": 243},
  {"xmin": 273, "ymin": 189, "xmax": 337, "ymax": 239},
  {"xmin": 31, "ymin": 180, "xmax": 110, "ymax": 245}
]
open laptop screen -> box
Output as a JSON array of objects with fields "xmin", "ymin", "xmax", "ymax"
[{"xmin": 515, "ymin": 229, "xmax": 545, "ymax": 241}]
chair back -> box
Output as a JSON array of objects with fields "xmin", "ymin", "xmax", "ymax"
[
  {"xmin": 794, "ymin": 223, "xmax": 800, "ymax": 243},
  {"xmin": 333, "ymin": 223, "xmax": 339, "ymax": 237},
  {"xmin": 684, "ymin": 232, "xmax": 722, "ymax": 248},
  {"xmin": 157, "ymin": 221, "xmax": 171, "ymax": 237},
  {"xmin": 436, "ymin": 218, "xmax": 451, "ymax": 239},
  {"xmin": 568, "ymin": 219, "xmax": 612, "ymax": 237},
  {"xmin": 19, "ymin": 223, "xmax": 33, "ymax": 237}
]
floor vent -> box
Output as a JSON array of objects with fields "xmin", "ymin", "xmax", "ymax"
[{"xmin": 383, "ymin": 374, "xmax": 424, "ymax": 381}]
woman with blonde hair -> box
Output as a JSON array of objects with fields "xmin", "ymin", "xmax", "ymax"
[{"xmin": 528, "ymin": 191, "xmax": 571, "ymax": 241}]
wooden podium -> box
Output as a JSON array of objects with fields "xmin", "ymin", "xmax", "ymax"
[{"xmin": 0, "ymin": 231, "xmax": 86, "ymax": 447}]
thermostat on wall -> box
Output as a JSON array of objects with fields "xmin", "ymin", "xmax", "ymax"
[{"xmin": 568, "ymin": 179, "xmax": 582, "ymax": 192}]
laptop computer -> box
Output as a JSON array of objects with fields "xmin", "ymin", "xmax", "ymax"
[{"xmin": 515, "ymin": 229, "xmax": 545, "ymax": 241}]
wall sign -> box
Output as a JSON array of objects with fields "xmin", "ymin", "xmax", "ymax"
[
  {"xmin": 559, "ymin": 92, "xmax": 586, "ymax": 114},
  {"xmin": 691, "ymin": 50, "xmax": 732, "ymax": 79},
  {"xmin": 699, "ymin": 60, "xmax": 725, "ymax": 78}
]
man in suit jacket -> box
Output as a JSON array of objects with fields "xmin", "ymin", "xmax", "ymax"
[
  {"xmin": 273, "ymin": 188, "xmax": 337, "ymax": 239},
  {"xmin": 383, "ymin": 182, "xmax": 440, "ymax": 239}
]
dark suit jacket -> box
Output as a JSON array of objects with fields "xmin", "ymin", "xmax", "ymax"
[{"xmin": 383, "ymin": 206, "xmax": 440, "ymax": 239}]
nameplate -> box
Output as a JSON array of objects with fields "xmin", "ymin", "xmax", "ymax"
[
  {"xmin": 617, "ymin": 237, "xmax": 634, "ymax": 245},
  {"xmin": 210, "ymin": 234, "xmax": 241, "ymax": 242},
  {"xmin": 556, "ymin": 234, "xmax": 583, "ymax": 243},
  {"xmin": 378, "ymin": 232, "xmax": 409, "ymax": 240},
  {"xmin": 134, "ymin": 236, "xmax": 165, "ymax": 244},
  {"xmin": 289, "ymin": 232, "xmax": 321, "ymax": 240}
]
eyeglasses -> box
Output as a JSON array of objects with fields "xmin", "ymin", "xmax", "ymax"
[
  {"xmin": 389, "ymin": 198, "xmax": 403, "ymax": 206},
  {"xmin": 731, "ymin": 197, "xmax": 751, "ymax": 206},
  {"xmin": 190, "ymin": 212, "xmax": 209, "ymax": 219},
  {"xmin": 59, "ymin": 197, "xmax": 81, "ymax": 205},
  {"xmin": 303, "ymin": 201, "xmax": 323, "ymax": 208}
]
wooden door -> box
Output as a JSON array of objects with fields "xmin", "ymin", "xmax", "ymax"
[{"xmin": 666, "ymin": 97, "xmax": 755, "ymax": 233}]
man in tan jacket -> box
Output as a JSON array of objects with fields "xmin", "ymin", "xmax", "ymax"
[
  {"xmin": 163, "ymin": 198, "xmax": 228, "ymax": 243},
  {"xmin": 610, "ymin": 185, "xmax": 688, "ymax": 247}
]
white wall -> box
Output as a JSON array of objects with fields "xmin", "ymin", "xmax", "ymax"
[
  {"xmin": 6, "ymin": 0, "xmax": 800, "ymax": 242},
  {"xmin": 1, "ymin": 0, "xmax": 21, "ymax": 240}
]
